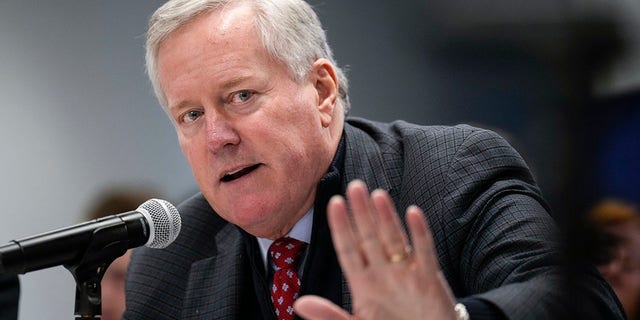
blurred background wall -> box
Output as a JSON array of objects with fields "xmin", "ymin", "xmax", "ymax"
[{"xmin": 0, "ymin": 0, "xmax": 638, "ymax": 319}]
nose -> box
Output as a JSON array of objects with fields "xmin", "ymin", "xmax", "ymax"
[{"xmin": 204, "ymin": 111, "xmax": 241, "ymax": 153}]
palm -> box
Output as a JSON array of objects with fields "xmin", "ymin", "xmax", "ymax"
[{"xmin": 295, "ymin": 180, "xmax": 456, "ymax": 320}]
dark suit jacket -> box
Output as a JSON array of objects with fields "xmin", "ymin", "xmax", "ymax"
[
  {"xmin": 124, "ymin": 118, "xmax": 624, "ymax": 319},
  {"xmin": 0, "ymin": 275, "xmax": 19, "ymax": 320}
]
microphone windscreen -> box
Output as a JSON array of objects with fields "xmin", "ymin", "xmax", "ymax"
[{"xmin": 137, "ymin": 199, "xmax": 181, "ymax": 248}]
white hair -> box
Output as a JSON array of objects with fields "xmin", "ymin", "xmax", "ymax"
[{"xmin": 146, "ymin": 0, "xmax": 350, "ymax": 113}]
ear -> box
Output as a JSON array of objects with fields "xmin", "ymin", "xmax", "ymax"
[{"xmin": 311, "ymin": 59, "xmax": 339, "ymax": 128}]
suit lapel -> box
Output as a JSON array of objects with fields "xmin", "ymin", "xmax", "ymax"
[
  {"xmin": 343, "ymin": 122, "xmax": 396, "ymax": 197},
  {"xmin": 339, "ymin": 120, "xmax": 403, "ymax": 312},
  {"xmin": 181, "ymin": 224, "xmax": 246, "ymax": 319}
]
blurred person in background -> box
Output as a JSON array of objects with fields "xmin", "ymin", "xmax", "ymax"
[
  {"xmin": 588, "ymin": 199, "xmax": 640, "ymax": 320},
  {"xmin": 84, "ymin": 187, "xmax": 158, "ymax": 320}
]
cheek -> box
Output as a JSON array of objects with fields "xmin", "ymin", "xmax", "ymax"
[
  {"xmin": 180, "ymin": 139, "xmax": 213, "ymax": 182},
  {"xmin": 179, "ymin": 133, "xmax": 203, "ymax": 161},
  {"xmin": 178, "ymin": 134, "xmax": 192, "ymax": 159}
]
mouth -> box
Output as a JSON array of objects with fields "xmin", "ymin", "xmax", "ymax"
[{"xmin": 220, "ymin": 163, "xmax": 261, "ymax": 183}]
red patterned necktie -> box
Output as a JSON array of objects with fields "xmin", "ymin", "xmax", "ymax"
[{"xmin": 269, "ymin": 237, "xmax": 306, "ymax": 320}]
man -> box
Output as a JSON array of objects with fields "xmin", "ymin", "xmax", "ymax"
[
  {"xmin": 588, "ymin": 200, "xmax": 640, "ymax": 320},
  {"xmin": 124, "ymin": 0, "xmax": 624, "ymax": 319}
]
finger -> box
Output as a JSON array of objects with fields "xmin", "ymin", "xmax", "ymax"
[
  {"xmin": 371, "ymin": 189, "xmax": 410, "ymax": 263},
  {"xmin": 346, "ymin": 180, "xmax": 387, "ymax": 264},
  {"xmin": 327, "ymin": 195, "xmax": 365, "ymax": 277},
  {"xmin": 406, "ymin": 206, "xmax": 440, "ymax": 277},
  {"xmin": 294, "ymin": 295, "xmax": 351, "ymax": 320}
]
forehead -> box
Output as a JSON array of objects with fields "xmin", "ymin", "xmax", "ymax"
[
  {"xmin": 156, "ymin": 4, "xmax": 274, "ymax": 107},
  {"xmin": 161, "ymin": 3, "xmax": 257, "ymax": 51}
]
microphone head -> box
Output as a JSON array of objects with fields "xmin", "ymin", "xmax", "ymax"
[{"xmin": 137, "ymin": 199, "xmax": 181, "ymax": 248}]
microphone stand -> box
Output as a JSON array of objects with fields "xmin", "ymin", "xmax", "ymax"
[{"xmin": 64, "ymin": 221, "xmax": 130, "ymax": 319}]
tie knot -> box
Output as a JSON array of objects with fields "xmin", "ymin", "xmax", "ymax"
[{"xmin": 269, "ymin": 237, "xmax": 306, "ymax": 269}]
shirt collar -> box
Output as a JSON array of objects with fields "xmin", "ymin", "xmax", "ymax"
[{"xmin": 257, "ymin": 208, "xmax": 314, "ymax": 272}]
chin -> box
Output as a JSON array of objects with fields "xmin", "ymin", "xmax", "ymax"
[{"xmin": 226, "ymin": 206, "xmax": 275, "ymax": 230}]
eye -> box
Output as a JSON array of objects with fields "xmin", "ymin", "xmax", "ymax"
[
  {"xmin": 229, "ymin": 90, "xmax": 255, "ymax": 104},
  {"xmin": 181, "ymin": 110, "xmax": 204, "ymax": 123}
]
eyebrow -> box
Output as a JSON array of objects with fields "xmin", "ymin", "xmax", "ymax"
[
  {"xmin": 169, "ymin": 100, "xmax": 193, "ymax": 113},
  {"xmin": 221, "ymin": 75, "xmax": 252, "ymax": 90},
  {"xmin": 168, "ymin": 75, "xmax": 254, "ymax": 112}
]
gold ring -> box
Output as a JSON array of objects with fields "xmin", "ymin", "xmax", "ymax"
[
  {"xmin": 388, "ymin": 246, "xmax": 412, "ymax": 263},
  {"xmin": 389, "ymin": 251, "xmax": 408, "ymax": 263}
]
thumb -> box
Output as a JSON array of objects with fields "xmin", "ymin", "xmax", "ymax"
[{"xmin": 294, "ymin": 295, "xmax": 351, "ymax": 320}]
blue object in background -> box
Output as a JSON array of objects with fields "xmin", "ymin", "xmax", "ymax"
[{"xmin": 595, "ymin": 93, "xmax": 640, "ymax": 205}]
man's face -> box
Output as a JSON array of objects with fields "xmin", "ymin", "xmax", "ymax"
[{"xmin": 156, "ymin": 5, "xmax": 339, "ymax": 239}]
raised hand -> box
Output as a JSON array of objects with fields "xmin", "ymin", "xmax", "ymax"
[{"xmin": 294, "ymin": 180, "xmax": 457, "ymax": 320}]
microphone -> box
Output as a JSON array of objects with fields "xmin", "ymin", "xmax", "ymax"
[{"xmin": 0, "ymin": 198, "xmax": 181, "ymax": 275}]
